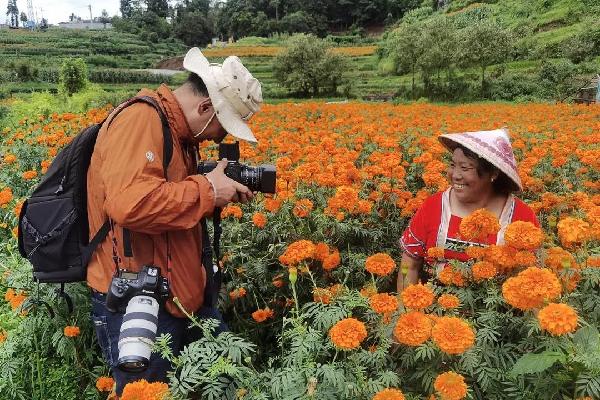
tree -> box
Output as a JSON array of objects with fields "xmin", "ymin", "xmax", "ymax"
[
  {"xmin": 20, "ymin": 11, "xmax": 27, "ymax": 25},
  {"xmin": 120, "ymin": 0, "xmax": 133, "ymax": 18},
  {"xmin": 386, "ymin": 23, "xmax": 425, "ymax": 98},
  {"xmin": 145, "ymin": 0, "xmax": 169, "ymax": 18},
  {"xmin": 273, "ymin": 34, "xmax": 348, "ymax": 96},
  {"xmin": 174, "ymin": 11, "xmax": 213, "ymax": 46},
  {"xmin": 59, "ymin": 58, "xmax": 88, "ymax": 96},
  {"xmin": 69, "ymin": 13, "xmax": 76, "ymax": 22},
  {"xmin": 458, "ymin": 19, "xmax": 511, "ymax": 93},
  {"xmin": 99, "ymin": 9, "xmax": 111, "ymax": 28},
  {"xmin": 6, "ymin": 0, "xmax": 19, "ymax": 28}
]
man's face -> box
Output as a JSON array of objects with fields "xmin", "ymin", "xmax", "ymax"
[{"xmin": 191, "ymin": 99, "xmax": 228, "ymax": 143}]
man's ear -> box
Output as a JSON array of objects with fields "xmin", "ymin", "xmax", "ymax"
[{"xmin": 197, "ymin": 98, "xmax": 212, "ymax": 114}]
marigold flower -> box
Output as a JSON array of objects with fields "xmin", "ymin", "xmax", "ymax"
[
  {"xmin": 431, "ymin": 317, "xmax": 475, "ymax": 355},
  {"xmin": 427, "ymin": 246, "xmax": 445, "ymax": 259},
  {"xmin": 484, "ymin": 245, "xmax": 518, "ymax": 273},
  {"xmin": 372, "ymin": 388, "xmax": 405, "ymax": 400},
  {"xmin": 293, "ymin": 198, "xmax": 313, "ymax": 218},
  {"xmin": 501, "ymin": 267, "xmax": 561, "ymax": 310},
  {"xmin": 438, "ymin": 265, "xmax": 466, "ymax": 287},
  {"xmin": 369, "ymin": 293, "xmax": 399, "ymax": 314},
  {"xmin": 229, "ymin": 287, "xmax": 247, "ymax": 300},
  {"xmin": 471, "ymin": 261, "xmax": 497, "ymax": 282},
  {"xmin": 252, "ymin": 212, "xmax": 267, "ymax": 228},
  {"xmin": 96, "ymin": 376, "xmax": 115, "ymax": 392},
  {"xmin": 459, "ymin": 209, "xmax": 500, "ymax": 241},
  {"xmin": 393, "ymin": 311, "xmax": 432, "ymax": 346},
  {"xmin": 0, "ymin": 330, "xmax": 7, "ymax": 343},
  {"xmin": 252, "ymin": 307, "xmax": 274, "ymax": 323},
  {"xmin": 401, "ymin": 283, "xmax": 434, "ymax": 310},
  {"xmin": 514, "ymin": 250, "xmax": 537, "ymax": 266},
  {"xmin": 543, "ymin": 246, "xmax": 581, "ymax": 291},
  {"xmin": 504, "ymin": 221, "xmax": 544, "ymax": 250},
  {"xmin": 313, "ymin": 242, "xmax": 330, "ymax": 261},
  {"xmin": 464, "ymin": 246, "xmax": 485, "ymax": 260},
  {"xmin": 557, "ymin": 217, "xmax": 590, "ymax": 248},
  {"xmin": 360, "ymin": 284, "xmax": 378, "ymax": 299},
  {"xmin": 3, "ymin": 154, "xmax": 17, "ymax": 164},
  {"xmin": 121, "ymin": 379, "xmax": 169, "ymax": 400},
  {"xmin": 64, "ymin": 326, "xmax": 81, "ymax": 337},
  {"xmin": 278, "ymin": 240, "xmax": 315, "ymax": 266},
  {"xmin": 313, "ymin": 288, "xmax": 332, "ymax": 304},
  {"xmin": 264, "ymin": 197, "xmax": 282, "ymax": 213},
  {"xmin": 365, "ymin": 253, "xmax": 396, "ymax": 276},
  {"xmin": 22, "ymin": 170, "xmax": 38, "ymax": 180},
  {"xmin": 329, "ymin": 317, "xmax": 367, "ymax": 350},
  {"xmin": 221, "ymin": 205, "xmax": 243, "ymax": 219},
  {"xmin": 434, "ymin": 371, "xmax": 468, "ymax": 400},
  {"xmin": 587, "ymin": 256, "xmax": 600, "ymax": 268},
  {"xmin": 322, "ymin": 249, "xmax": 341, "ymax": 270},
  {"xmin": 4, "ymin": 288, "xmax": 27, "ymax": 310},
  {"xmin": 438, "ymin": 294, "xmax": 460, "ymax": 309},
  {"xmin": 538, "ymin": 303, "xmax": 578, "ymax": 336},
  {"xmin": 0, "ymin": 187, "xmax": 13, "ymax": 206}
]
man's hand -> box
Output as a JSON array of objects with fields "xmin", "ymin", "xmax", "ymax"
[{"xmin": 205, "ymin": 159, "xmax": 254, "ymax": 207}]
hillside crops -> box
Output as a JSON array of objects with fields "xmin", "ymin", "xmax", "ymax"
[{"xmin": 0, "ymin": 100, "xmax": 599, "ymax": 399}]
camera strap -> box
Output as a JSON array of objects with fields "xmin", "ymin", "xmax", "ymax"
[{"xmin": 200, "ymin": 208, "xmax": 222, "ymax": 308}]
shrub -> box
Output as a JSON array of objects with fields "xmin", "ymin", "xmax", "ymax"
[
  {"xmin": 273, "ymin": 34, "xmax": 348, "ymax": 97},
  {"xmin": 59, "ymin": 58, "xmax": 88, "ymax": 96}
]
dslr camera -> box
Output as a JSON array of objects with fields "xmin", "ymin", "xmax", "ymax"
[
  {"xmin": 106, "ymin": 266, "xmax": 169, "ymax": 372},
  {"xmin": 197, "ymin": 141, "xmax": 276, "ymax": 194}
]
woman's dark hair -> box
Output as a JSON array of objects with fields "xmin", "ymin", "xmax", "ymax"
[
  {"xmin": 185, "ymin": 72, "xmax": 209, "ymax": 97},
  {"xmin": 455, "ymin": 144, "xmax": 515, "ymax": 194}
]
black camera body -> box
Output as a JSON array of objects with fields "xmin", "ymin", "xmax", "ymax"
[
  {"xmin": 197, "ymin": 142, "xmax": 276, "ymax": 194},
  {"xmin": 105, "ymin": 266, "xmax": 169, "ymax": 314}
]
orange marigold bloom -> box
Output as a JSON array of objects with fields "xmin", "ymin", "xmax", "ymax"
[
  {"xmin": 252, "ymin": 307, "xmax": 274, "ymax": 323},
  {"xmin": 504, "ymin": 221, "xmax": 544, "ymax": 250},
  {"xmin": 557, "ymin": 217, "xmax": 590, "ymax": 248},
  {"xmin": 3, "ymin": 154, "xmax": 16, "ymax": 164},
  {"xmin": 22, "ymin": 170, "xmax": 38, "ymax": 180},
  {"xmin": 484, "ymin": 245, "xmax": 518, "ymax": 274},
  {"xmin": 252, "ymin": 212, "xmax": 267, "ymax": 228},
  {"xmin": 544, "ymin": 247, "xmax": 581, "ymax": 292},
  {"xmin": 431, "ymin": 317, "xmax": 475, "ymax": 355},
  {"xmin": 501, "ymin": 267, "xmax": 561, "ymax": 310},
  {"xmin": 438, "ymin": 294, "xmax": 460, "ymax": 309},
  {"xmin": 464, "ymin": 246, "xmax": 485, "ymax": 260},
  {"xmin": 278, "ymin": 239, "xmax": 315, "ymax": 266},
  {"xmin": 313, "ymin": 287, "xmax": 332, "ymax": 304},
  {"xmin": 372, "ymin": 388, "xmax": 405, "ymax": 400},
  {"xmin": 0, "ymin": 187, "xmax": 13, "ymax": 206},
  {"xmin": 322, "ymin": 249, "xmax": 341, "ymax": 271},
  {"xmin": 393, "ymin": 311, "xmax": 433, "ymax": 346},
  {"xmin": 329, "ymin": 317, "xmax": 367, "ymax": 350},
  {"xmin": 401, "ymin": 283, "xmax": 434, "ymax": 310},
  {"xmin": 264, "ymin": 197, "xmax": 282, "ymax": 213},
  {"xmin": 229, "ymin": 287, "xmax": 247, "ymax": 300},
  {"xmin": 121, "ymin": 379, "xmax": 169, "ymax": 400},
  {"xmin": 360, "ymin": 284, "xmax": 378, "ymax": 299},
  {"xmin": 313, "ymin": 242, "xmax": 330, "ymax": 261},
  {"xmin": 514, "ymin": 250, "xmax": 537, "ymax": 267},
  {"xmin": 293, "ymin": 198, "xmax": 313, "ymax": 218},
  {"xmin": 96, "ymin": 376, "xmax": 115, "ymax": 392},
  {"xmin": 471, "ymin": 261, "xmax": 497, "ymax": 282},
  {"xmin": 221, "ymin": 205, "xmax": 243, "ymax": 219},
  {"xmin": 427, "ymin": 247, "xmax": 445, "ymax": 259},
  {"xmin": 64, "ymin": 326, "xmax": 81, "ymax": 337},
  {"xmin": 0, "ymin": 330, "xmax": 6, "ymax": 343},
  {"xmin": 587, "ymin": 256, "xmax": 600, "ymax": 268},
  {"xmin": 438, "ymin": 265, "xmax": 466, "ymax": 287},
  {"xmin": 4, "ymin": 288, "xmax": 27, "ymax": 310},
  {"xmin": 369, "ymin": 293, "xmax": 399, "ymax": 314},
  {"xmin": 459, "ymin": 209, "xmax": 500, "ymax": 241},
  {"xmin": 365, "ymin": 253, "xmax": 396, "ymax": 276},
  {"xmin": 434, "ymin": 371, "xmax": 468, "ymax": 400},
  {"xmin": 538, "ymin": 303, "xmax": 578, "ymax": 336}
]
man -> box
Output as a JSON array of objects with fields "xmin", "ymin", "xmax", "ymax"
[{"xmin": 86, "ymin": 47, "xmax": 262, "ymax": 395}]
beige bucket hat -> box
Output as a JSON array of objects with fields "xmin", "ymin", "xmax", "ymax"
[
  {"xmin": 183, "ymin": 47, "xmax": 262, "ymax": 143},
  {"xmin": 438, "ymin": 128, "xmax": 523, "ymax": 192}
]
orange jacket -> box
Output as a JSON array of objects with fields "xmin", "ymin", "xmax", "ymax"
[{"xmin": 86, "ymin": 84, "xmax": 215, "ymax": 318}]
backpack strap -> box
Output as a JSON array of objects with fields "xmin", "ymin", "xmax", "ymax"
[{"xmin": 105, "ymin": 96, "xmax": 174, "ymax": 260}]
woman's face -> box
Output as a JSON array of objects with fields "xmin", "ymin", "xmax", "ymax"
[{"xmin": 447, "ymin": 148, "xmax": 494, "ymax": 203}]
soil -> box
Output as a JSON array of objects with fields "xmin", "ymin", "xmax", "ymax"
[{"xmin": 155, "ymin": 56, "xmax": 185, "ymax": 70}]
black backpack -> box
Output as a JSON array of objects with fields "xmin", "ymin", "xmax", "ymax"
[{"xmin": 17, "ymin": 96, "xmax": 173, "ymax": 283}]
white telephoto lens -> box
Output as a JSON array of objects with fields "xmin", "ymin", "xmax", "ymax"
[{"xmin": 117, "ymin": 295, "xmax": 159, "ymax": 372}]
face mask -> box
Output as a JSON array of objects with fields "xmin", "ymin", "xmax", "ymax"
[{"xmin": 193, "ymin": 111, "xmax": 216, "ymax": 139}]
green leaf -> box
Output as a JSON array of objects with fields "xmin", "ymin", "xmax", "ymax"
[
  {"xmin": 573, "ymin": 325, "xmax": 600, "ymax": 352},
  {"xmin": 510, "ymin": 351, "xmax": 566, "ymax": 377}
]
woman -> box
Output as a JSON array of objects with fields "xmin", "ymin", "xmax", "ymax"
[{"xmin": 397, "ymin": 128, "xmax": 539, "ymax": 291}]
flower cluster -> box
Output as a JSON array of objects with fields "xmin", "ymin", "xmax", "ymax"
[
  {"xmin": 458, "ymin": 209, "xmax": 500, "ymax": 241},
  {"xmin": 502, "ymin": 267, "xmax": 561, "ymax": 310},
  {"xmin": 365, "ymin": 253, "xmax": 396, "ymax": 276},
  {"xmin": 120, "ymin": 379, "xmax": 169, "ymax": 400},
  {"xmin": 329, "ymin": 318, "xmax": 368, "ymax": 350}
]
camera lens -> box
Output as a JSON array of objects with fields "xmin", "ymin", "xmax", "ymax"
[{"xmin": 116, "ymin": 295, "xmax": 159, "ymax": 372}]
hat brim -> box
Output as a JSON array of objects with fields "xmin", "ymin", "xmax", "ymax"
[
  {"xmin": 438, "ymin": 133, "xmax": 522, "ymax": 192},
  {"xmin": 183, "ymin": 48, "xmax": 257, "ymax": 143}
]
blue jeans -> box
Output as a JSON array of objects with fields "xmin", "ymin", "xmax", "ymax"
[{"xmin": 90, "ymin": 290, "xmax": 227, "ymax": 395}]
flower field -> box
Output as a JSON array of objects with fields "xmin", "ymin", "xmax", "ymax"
[{"xmin": 0, "ymin": 98, "xmax": 599, "ymax": 400}]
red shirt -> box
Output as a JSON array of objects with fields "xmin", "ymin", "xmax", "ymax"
[{"xmin": 400, "ymin": 190, "xmax": 539, "ymax": 265}]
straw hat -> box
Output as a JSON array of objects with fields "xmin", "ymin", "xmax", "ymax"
[
  {"xmin": 183, "ymin": 47, "xmax": 262, "ymax": 143},
  {"xmin": 438, "ymin": 128, "xmax": 522, "ymax": 192}
]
